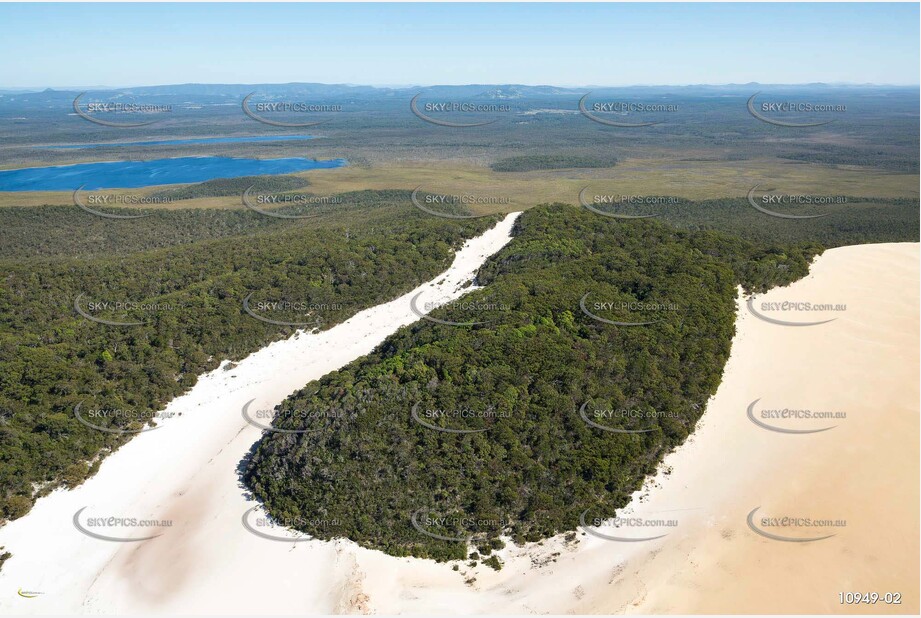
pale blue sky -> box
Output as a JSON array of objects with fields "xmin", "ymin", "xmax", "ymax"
[{"xmin": 0, "ymin": 3, "xmax": 918, "ymax": 88}]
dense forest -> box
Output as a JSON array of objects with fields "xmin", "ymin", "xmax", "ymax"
[
  {"xmin": 779, "ymin": 148, "xmax": 920, "ymax": 174},
  {"xmin": 0, "ymin": 189, "xmax": 433, "ymax": 260},
  {"xmin": 607, "ymin": 196, "xmax": 919, "ymax": 248},
  {"xmin": 242, "ymin": 204, "xmax": 821, "ymax": 565},
  {"xmin": 148, "ymin": 174, "xmax": 310, "ymax": 200},
  {"xmin": 0, "ymin": 198, "xmax": 496, "ymax": 521},
  {"xmin": 491, "ymin": 154, "xmax": 618, "ymax": 172},
  {"xmin": 7, "ymin": 189, "xmax": 910, "ymax": 261}
]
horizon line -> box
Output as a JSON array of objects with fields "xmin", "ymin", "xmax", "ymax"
[{"xmin": 3, "ymin": 81, "xmax": 920, "ymax": 92}]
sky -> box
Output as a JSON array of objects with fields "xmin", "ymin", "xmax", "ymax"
[{"xmin": 0, "ymin": 3, "xmax": 918, "ymax": 88}]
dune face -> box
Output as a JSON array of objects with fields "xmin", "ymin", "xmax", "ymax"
[
  {"xmin": 630, "ymin": 241, "xmax": 918, "ymax": 615},
  {"xmin": 348, "ymin": 242, "xmax": 919, "ymax": 616},
  {"xmin": 0, "ymin": 238, "xmax": 915, "ymax": 615},
  {"xmin": 569, "ymin": 242, "xmax": 920, "ymax": 615}
]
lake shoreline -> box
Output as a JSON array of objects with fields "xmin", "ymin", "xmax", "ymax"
[{"xmin": 0, "ymin": 155, "xmax": 347, "ymax": 191}]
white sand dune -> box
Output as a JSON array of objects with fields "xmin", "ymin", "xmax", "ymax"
[
  {"xmin": 0, "ymin": 214, "xmax": 520, "ymax": 615},
  {"xmin": 0, "ymin": 238, "xmax": 916, "ymax": 615}
]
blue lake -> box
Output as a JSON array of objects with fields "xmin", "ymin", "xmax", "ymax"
[
  {"xmin": 0, "ymin": 156, "xmax": 347, "ymax": 191},
  {"xmin": 43, "ymin": 135, "xmax": 318, "ymax": 149}
]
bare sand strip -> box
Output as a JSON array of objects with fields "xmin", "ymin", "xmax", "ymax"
[
  {"xmin": 0, "ymin": 213, "xmax": 520, "ymax": 615},
  {"xmin": 0, "ymin": 237, "xmax": 915, "ymax": 615}
]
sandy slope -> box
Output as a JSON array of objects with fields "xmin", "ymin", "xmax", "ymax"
[
  {"xmin": 355, "ymin": 242, "xmax": 920, "ymax": 615},
  {"xmin": 0, "ymin": 238, "xmax": 916, "ymax": 615}
]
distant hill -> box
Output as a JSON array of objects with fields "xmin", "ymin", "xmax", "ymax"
[{"xmin": 2, "ymin": 82, "xmax": 915, "ymax": 101}]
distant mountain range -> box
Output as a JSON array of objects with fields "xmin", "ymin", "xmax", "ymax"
[{"xmin": 0, "ymin": 82, "xmax": 914, "ymax": 99}]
